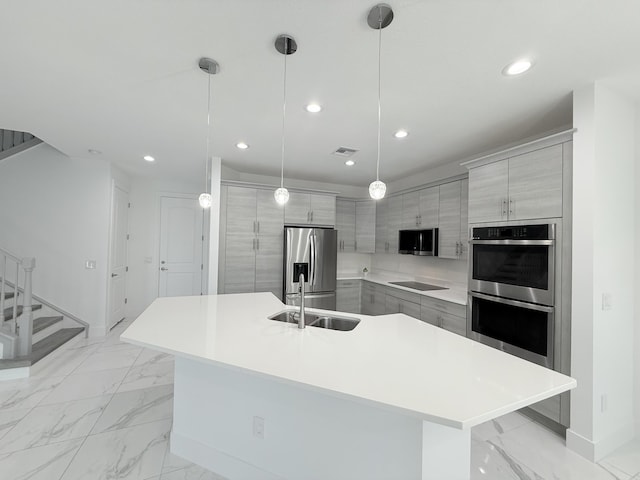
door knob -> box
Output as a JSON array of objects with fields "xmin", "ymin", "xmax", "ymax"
[
  {"xmin": 161, "ymin": 267, "xmax": 168, "ymax": 271},
  {"xmin": 161, "ymin": 260, "xmax": 166, "ymax": 264}
]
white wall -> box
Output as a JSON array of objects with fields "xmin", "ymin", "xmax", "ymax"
[
  {"xmin": 568, "ymin": 83, "xmax": 637, "ymax": 460},
  {"xmin": 372, "ymin": 254, "xmax": 467, "ymax": 286},
  {"xmin": 337, "ymin": 253, "xmax": 372, "ymax": 277},
  {"xmin": 126, "ymin": 174, "xmax": 203, "ymax": 318},
  {"xmin": 0, "ymin": 144, "xmax": 111, "ymax": 336},
  {"xmin": 222, "ymin": 165, "xmax": 367, "ymax": 198}
]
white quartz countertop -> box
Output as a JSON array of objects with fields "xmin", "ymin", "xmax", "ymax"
[
  {"xmin": 338, "ymin": 271, "xmax": 468, "ymax": 305},
  {"xmin": 121, "ymin": 292, "xmax": 575, "ymax": 430}
]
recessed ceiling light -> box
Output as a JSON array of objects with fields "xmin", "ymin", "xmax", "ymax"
[
  {"xmin": 305, "ymin": 103, "xmax": 322, "ymax": 113},
  {"xmin": 394, "ymin": 130, "xmax": 408, "ymax": 139},
  {"xmin": 345, "ymin": 160, "xmax": 355, "ymax": 166},
  {"xmin": 88, "ymin": 149, "xmax": 102, "ymax": 155},
  {"xmin": 236, "ymin": 142, "xmax": 249, "ymax": 150},
  {"xmin": 143, "ymin": 155, "xmax": 155, "ymax": 162},
  {"xmin": 503, "ymin": 59, "xmax": 533, "ymax": 76}
]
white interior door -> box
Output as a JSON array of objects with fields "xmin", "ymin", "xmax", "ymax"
[
  {"xmin": 159, "ymin": 196, "xmax": 203, "ymax": 297},
  {"xmin": 109, "ymin": 185, "xmax": 129, "ymax": 329}
]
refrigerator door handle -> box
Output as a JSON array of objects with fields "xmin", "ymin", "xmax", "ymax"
[{"xmin": 310, "ymin": 233, "xmax": 316, "ymax": 286}]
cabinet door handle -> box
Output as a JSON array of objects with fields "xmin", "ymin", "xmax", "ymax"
[
  {"xmin": 252, "ymin": 238, "xmax": 256, "ymax": 250},
  {"xmin": 256, "ymin": 238, "xmax": 259, "ymax": 251},
  {"xmin": 256, "ymin": 221, "xmax": 260, "ymax": 234},
  {"xmin": 509, "ymin": 198, "xmax": 514, "ymax": 217},
  {"xmin": 354, "ymin": 240, "xmax": 357, "ymax": 251},
  {"xmin": 501, "ymin": 199, "xmax": 507, "ymax": 219},
  {"xmin": 310, "ymin": 211, "xmax": 314, "ymax": 222}
]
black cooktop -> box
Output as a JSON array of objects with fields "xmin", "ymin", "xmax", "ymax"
[{"xmin": 389, "ymin": 281, "xmax": 448, "ymax": 292}]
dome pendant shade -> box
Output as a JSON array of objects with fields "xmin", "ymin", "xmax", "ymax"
[
  {"xmin": 274, "ymin": 187, "xmax": 290, "ymax": 205},
  {"xmin": 199, "ymin": 193, "xmax": 213, "ymax": 209},
  {"xmin": 369, "ymin": 180, "xmax": 387, "ymax": 200}
]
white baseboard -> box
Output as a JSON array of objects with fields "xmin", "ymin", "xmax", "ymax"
[
  {"xmin": 0, "ymin": 366, "xmax": 30, "ymax": 381},
  {"xmin": 170, "ymin": 431, "xmax": 284, "ymax": 480},
  {"xmin": 567, "ymin": 424, "xmax": 636, "ymax": 462}
]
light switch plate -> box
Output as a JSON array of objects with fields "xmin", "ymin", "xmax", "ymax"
[{"xmin": 85, "ymin": 260, "xmax": 96, "ymax": 269}]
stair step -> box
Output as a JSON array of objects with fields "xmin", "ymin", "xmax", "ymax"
[
  {"xmin": 2, "ymin": 304, "xmax": 42, "ymax": 321},
  {"xmin": 33, "ymin": 316, "xmax": 63, "ymax": 334},
  {"xmin": 30, "ymin": 328, "xmax": 85, "ymax": 365},
  {"xmin": 1, "ymin": 292, "xmax": 15, "ymax": 300}
]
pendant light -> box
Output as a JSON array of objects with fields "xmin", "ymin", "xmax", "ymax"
[
  {"xmin": 198, "ymin": 57, "xmax": 219, "ymax": 209},
  {"xmin": 273, "ymin": 34, "xmax": 297, "ymax": 205},
  {"xmin": 367, "ymin": 4, "xmax": 393, "ymax": 200}
]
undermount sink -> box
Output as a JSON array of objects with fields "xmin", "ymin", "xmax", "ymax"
[{"xmin": 268, "ymin": 310, "xmax": 360, "ymax": 331}]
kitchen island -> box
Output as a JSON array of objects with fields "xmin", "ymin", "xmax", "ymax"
[{"xmin": 121, "ymin": 292, "xmax": 575, "ymax": 480}]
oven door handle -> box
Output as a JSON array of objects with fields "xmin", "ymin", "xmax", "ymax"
[
  {"xmin": 470, "ymin": 239, "xmax": 554, "ymax": 246},
  {"xmin": 469, "ymin": 291, "xmax": 555, "ymax": 313}
]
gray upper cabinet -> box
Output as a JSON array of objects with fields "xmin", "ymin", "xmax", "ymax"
[
  {"xmin": 438, "ymin": 180, "xmax": 468, "ymax": 260},
  {"xmin": 387, "ymin": 196, "xmax": 402, "ymax": 254},
  {"xmin": 418, "ymin": 186, "xmax": 440, "ymax": 228},
  {"xmin": 401, "ymin": 192, "xmax": 420, "ymax": 229},
  {"xmin": 401, "ymin": 186, "xmax": 439, "ymax": 229},
  {"xmin": 336, "ymin": 199, "xmax": 356, "ymax": 252},
  {"xmin": 375, "ymin": 198, "xmax": 388, "ymax": 253},
  {"xmin": 336, "ymin": 199, "xmax": 376, "ymax": 253},
  {"xmin": 468, "ymin": 144, "xmax": 563, "ymax": 223},
  {"xmin": 355, "ymin": 200, "xmax": 375, "ymax": 253},
  {"xmin": 285, "ymin": 192, "xmax": 336, "ymax": 226},
  {"xmin": 376, "ymin": 195, "xmax": 401, "ymax": 254},
  {"xmin": 220, "ymin": 185, "xmax": 284, "ymax": 298},
  {"xmin": 507, "ymin": 145, "xmax": 563, "ymax": 220}
]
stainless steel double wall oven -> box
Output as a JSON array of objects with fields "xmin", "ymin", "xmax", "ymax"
[{"xmin": 467, "ymin": 224, "xmax": 556, "ymax": 368}]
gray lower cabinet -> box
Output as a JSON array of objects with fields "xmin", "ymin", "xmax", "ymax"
[
  {"xmin": 385, "ymin": 289, "xmax": 421, "ymax": 320},
  {"xmin": 361, "ymin": 281, "xmax": 386, "ymax": 315},
  {"xmin": 336, "ymin": 279, "xmax": 361, "ymax": 314},
  {"xmin": 420, "ymin": 296, "xmax": 466, "ymax": 336}
]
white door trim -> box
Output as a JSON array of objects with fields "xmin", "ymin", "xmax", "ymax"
[{"xmin": 106, "ymin": 180, "xmax": 130, "ymax": 331}]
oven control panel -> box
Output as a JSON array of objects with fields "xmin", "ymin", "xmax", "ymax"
[{"xmin": 472, "ymin": 224, "xmax": 552, "ymax": 240}]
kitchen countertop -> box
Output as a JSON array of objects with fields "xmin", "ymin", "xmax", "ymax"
[
  {"xmin": 121, "ymin": 292, "xmax": 575, "ymax": 430},
  {"xmin": 338, "ymin": 271, "xmax": 468, "ymax": 305}
]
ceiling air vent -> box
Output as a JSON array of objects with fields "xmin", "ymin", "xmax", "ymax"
[{"xmin": 332, "ymin": 147, "xmax": 358, "ymax": 157}]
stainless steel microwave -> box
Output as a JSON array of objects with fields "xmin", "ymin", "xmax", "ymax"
[{"xmin": 398, "ymin": 229, "xmax": 438, "ymax": 256}]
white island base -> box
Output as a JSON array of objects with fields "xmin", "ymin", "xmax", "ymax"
[
  {"xmin": 171, "ymin": 357, "xmax": 470, "ymax": 480},
  {"xmin": 120, "ymin": 293, "xmax": 575, "ymax": 480}
]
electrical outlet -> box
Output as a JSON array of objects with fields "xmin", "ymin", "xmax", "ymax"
[
  {"xmin": 253, "ymin": 416, "xmax": 265, "ymax": 439},
  {"xmin": 85, "ymin": 260, "xmax": 96, "ymax": 269},
  {"xmin": 602, "ymin": 293, "xmax": 613, "ymax": 311}
]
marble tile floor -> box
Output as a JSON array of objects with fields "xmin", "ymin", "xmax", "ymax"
[{"xmin": 0, "ymin": 318, "xmax": 637, "ymax": 480}]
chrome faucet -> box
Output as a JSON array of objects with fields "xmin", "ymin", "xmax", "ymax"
[{"xmin": 298, "ymin": 272, "xmax": 305, "ymax": 329}]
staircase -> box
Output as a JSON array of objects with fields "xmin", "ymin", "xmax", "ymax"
[
  {"xmin": 0, "ymin": 247, "xmax": 89, "ymax": 375},
  {"xmin": 0, "ymin": 128, "xmax": 42, "ymax": 163}
]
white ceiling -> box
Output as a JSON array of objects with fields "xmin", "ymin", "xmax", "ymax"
[{"xmin": 1, "ymin": 0, "xmax": 640, "ymax": 187}]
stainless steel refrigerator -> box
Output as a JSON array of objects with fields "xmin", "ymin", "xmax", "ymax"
[{"xmin": 283, "ymin": 227, "xmax": 337, "ymax": 310}]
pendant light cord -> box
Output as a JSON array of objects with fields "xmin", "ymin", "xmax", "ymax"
[
  {"xmin": 280, "ymin": 38, "xmax": 289, "ymax": 189},
  {"xmin": 205, "ymin": 68, "xmax": 212, "ymax": 194},
  {"xmin": 376, "ymin": 7, "xmax": 382, "ymax": 182}
]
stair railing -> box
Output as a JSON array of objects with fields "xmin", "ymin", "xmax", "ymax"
[{"xmin": 0, "ymin": 248, "xmax": 35, "ymax": 357}]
